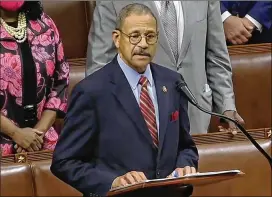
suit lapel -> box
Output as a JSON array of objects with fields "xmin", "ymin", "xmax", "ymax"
[
  {"xmin": 110, "ymin": 57, "xmax": 155, "ymax": 148},
  {"xmin": 177, "ymin": 1, "xmax": 194, "ymax": 66},
  {"xmin": 146, "ymin": 1, "xmax": 176, "ymax": 65},
  {"xmin": 151, "ymin": 64, "xmax": 170, "ymax": 152},
  {"xmin": 147, "ymin": 1, "xmax": 194, "ymax": 66}
]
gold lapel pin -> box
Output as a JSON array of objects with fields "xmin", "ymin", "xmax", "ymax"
[{"xmin": 162, "ymin": 86, "xmax": 167, "ymax": 93}]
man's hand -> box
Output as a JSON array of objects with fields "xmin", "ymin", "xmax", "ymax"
[
  {"xmin": 12, "ymin": 128, "xmax": 44, "ymax": 152},
  {"xmin": 223, "ymin": 16, "xmax": 252, "ymax": 45},
  {"xmin": 218, "ymin": 110, "xmax": 245, "ymax": 135},
  {"xmin": 111, "ymin": 171, "xmax": 147, "ymax": 189},
  {"xmin": 167, "ymin": 166, "xmax": 197, "ymax": 178},
  {"xmin": 241, "ymin": 17, "xmax": 255, "ymax": 33}
]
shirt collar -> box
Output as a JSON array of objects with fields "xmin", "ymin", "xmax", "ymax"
[{"xmin": 117, "ymin": 54, "xmax": 154, "ymax": 90}]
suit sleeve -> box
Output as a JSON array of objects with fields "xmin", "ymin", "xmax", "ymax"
[
  {"xmin": 50, "ymin": 84, "xmax": 117, "ymax": 197},
  {"xmin": 206, "ymin": 1, "xmax": 236, "ymax": 114},
  {"xmin": 247, "ymin": 2, "xmax": 272, "ymax": 29},
  {"xmin": 86, "ymin": 1, "xmax": 117, "ymax": 76},
  {"xmin": 220, "ymin": 1, "xmax": 228, "ymax": 14},
  {"xmin": 176, "ymin": 92, "xmax": 199, "ymax": 169}
]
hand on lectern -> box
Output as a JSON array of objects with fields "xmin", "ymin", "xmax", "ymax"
[
  {"xmin": 218, "ymin": 110, "xmax": 245, "ymax": 135},
  {"xmin": 111, "ymin": 171, "xmax": 147, "ymax": 189},
  {"xmin": 167, "ymin": 166, "xmax": 197, "ymax": 178}
]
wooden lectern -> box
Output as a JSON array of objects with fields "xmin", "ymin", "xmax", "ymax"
[{"xmin": 107, "ymin": 170, "xmax": 244, "ymax": 197}]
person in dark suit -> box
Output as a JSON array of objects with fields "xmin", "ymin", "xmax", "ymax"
[
  {"xmin": 221, "ymin": 1, "xmax": 272, "ymax": 44},
  {"xmin": 51, "ymin": 3, "xmax": 198, "ymax": 197}
]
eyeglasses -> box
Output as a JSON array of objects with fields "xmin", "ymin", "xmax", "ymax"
[{"xmin": 116, "ymin": 29, "xmax": 158, "ymax": 45}]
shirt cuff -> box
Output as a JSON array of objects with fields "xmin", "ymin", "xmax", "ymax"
[
  {"xmin": 222, "ymin": 11, "xmax": 232, "ymax": 22},
  {"xmin": 245, "ymin": 14, "xmax": 263, "ymax": 32}
]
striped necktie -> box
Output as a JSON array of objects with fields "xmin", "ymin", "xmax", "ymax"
[{"xmin": 138, "ymin": 76, "xmax": 159, "ymax": 148}]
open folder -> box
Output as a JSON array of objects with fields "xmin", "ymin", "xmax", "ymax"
[{"xmin": 110, "ymin": 169, "xmax": 242, "ymax": 192}]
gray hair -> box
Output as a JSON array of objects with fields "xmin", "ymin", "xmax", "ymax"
[{"xmin": 116, "ymin": 3, "xmax": 157, "ymax": 29}]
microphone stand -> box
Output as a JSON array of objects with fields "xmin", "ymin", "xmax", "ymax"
[
  {"xmin": 176, "ymin": 80, "xmax": 272, "ymax": 168},
  {"xmin": 196, "ymin": 104, "xmax": 272, "ymax": 168}
]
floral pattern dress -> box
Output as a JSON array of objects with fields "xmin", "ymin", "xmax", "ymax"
[{"xmin": 0, "ymin": 13, "xmax": 69, "ymax": 156}]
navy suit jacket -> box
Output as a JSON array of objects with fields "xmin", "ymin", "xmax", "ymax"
[
  {"xmin": 51, "ymin": 56, "xmax": 199, "ymax": 196},
  {"xmin": 221, "ymin": 1, "xmax": 272, "ymax": 30}
]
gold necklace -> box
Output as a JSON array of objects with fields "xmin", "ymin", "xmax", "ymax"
[{"xmin": 0, "ymin": 12, "xmax": 27, "ymax": 43}]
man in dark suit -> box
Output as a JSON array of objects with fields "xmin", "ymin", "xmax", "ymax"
[
  {"xmin": 221, "ymin": 1, "xmax": 272, "ymax": 44},
  {"xmin": 51, "ymin": 3, "xmax": 198, "ymax": 197}
]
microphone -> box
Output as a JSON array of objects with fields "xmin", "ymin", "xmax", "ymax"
[{"xmin": 176, "ymin": 74, "xmax": 272, "ymax": 168}]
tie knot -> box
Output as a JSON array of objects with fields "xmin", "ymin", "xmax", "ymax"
[
  {"xmin": 161, "ymin": 1, "xmax": 171, "ymax": 7},
  {"xmin": 139, "ymin": 76, "xmax": 148, "ymax": 87}
]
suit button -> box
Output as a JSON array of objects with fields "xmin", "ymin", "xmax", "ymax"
[{"xmin": 156, "ymin": 171, "xmax": 160, "ymax": 176}]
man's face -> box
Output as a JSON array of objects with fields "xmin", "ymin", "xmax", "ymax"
[{"xmin": 113, "ymin": 14, "xmax": 158, "ymax": 73}]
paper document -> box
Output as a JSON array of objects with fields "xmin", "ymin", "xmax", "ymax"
[
  {"xmin": 146, "ymin": 169, "xmax": 241, "ymax": 183},
  {"xmin": 183, "ymin": 169, "xmax": 241, "ymax": 178},
  {"xmin": 110, "ymin": 169, "xmax": 241, "ymax": 191}
]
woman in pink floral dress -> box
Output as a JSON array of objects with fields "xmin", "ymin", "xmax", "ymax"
[{"xmin": 0, "ymin": 1, "xmax": 69, "ymax": 156}]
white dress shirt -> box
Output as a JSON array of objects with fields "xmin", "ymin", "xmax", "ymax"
[{"xmin": 154, "ymin": 1, "xmax": 184, "ymax": 52}]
